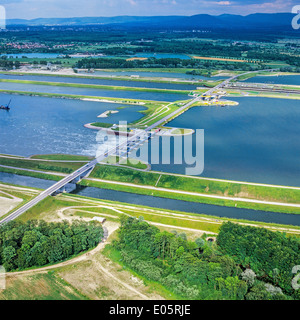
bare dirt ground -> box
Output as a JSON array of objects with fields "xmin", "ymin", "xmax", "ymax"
[
  {"xmin": 0, "ymin": 191, "xmax": 23, "ymax": 218},
  {"xmin": 6, "ymin": 219, "xmax": 164, "ymax": 300},
  {"xmin": 17, "ymin": 67, "xmax": 77, "ymax": 76},
  {"xmin": 58, "ymin": 247, "xmax": 163, "ymax": 300},
  {"xmin": 2, "ymin": 185, "xmax": 300, "ymax": 300}
]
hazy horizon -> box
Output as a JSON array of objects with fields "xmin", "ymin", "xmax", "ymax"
[
  {"xmin": 6, "ymin": 12, "xmax": 294, "ymax": 21},
  {"xmin": 1, "ymin": 0, "xmax": 297, "ymax": 20}
]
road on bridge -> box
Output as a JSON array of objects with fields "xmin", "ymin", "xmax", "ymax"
[{"xmin": 0, "ymin": 69, "xmax": 276, "ymax": 223}]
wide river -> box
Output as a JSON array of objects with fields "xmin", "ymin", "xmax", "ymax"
[
  {"xmin": 0, "ymin": 93, "xmax": 146, "ymax": 156},
  {"xmin": 0, "ymin": 73, "xmax": 199, "ymax": 91},
  {"xmin": 136, "ymin": 96, "xmax": 300, "ymax": 187},
  {"xmin": 1, "ymin": 80, "xmax": 300, "ymax": 225},
  {"xmin": 244, "ymin": 74, "xmax": 300, "ymax": 85},
  {"xmin": 1, "ymin": 93, "xmax": 300, "ymax": 187},
  {"xmin": 0, "ymin": 82, "xmax": 189, "ymax": 102}
]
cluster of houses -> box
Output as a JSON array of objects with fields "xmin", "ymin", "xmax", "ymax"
[{"xmin": 4, "ymin": 42, "xmax": 48, "ymax": 50}]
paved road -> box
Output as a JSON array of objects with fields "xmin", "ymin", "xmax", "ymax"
[
  {"xmin": 226, "ymin": 84, "xmax": 300, "ymax": 95},
  {"xmin": 0, "ymin": 69, "xmax": 276, "ymax": 224}
]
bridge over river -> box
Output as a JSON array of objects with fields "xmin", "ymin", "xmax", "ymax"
[{"xmin": 0, "ymin": 69, "xmax": 276, "ymax": 224}]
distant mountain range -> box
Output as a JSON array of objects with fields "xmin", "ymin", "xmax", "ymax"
[{"xmin": 6, "ymin": 13, "xmax": 295, "ymax": 30}]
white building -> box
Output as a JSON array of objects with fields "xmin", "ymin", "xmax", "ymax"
[{"xmin": 92, "ymin": 217, "xmax": 106, "ymax": 224}]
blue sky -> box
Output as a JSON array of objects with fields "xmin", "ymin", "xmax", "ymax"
[{"xmin": 1, "ymin": 0, "xmax": 297, "ymax": 19}]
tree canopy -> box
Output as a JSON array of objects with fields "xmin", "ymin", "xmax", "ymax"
[
  {"xmin": 113, "ymin": 216, "xmax": 297, "ymax": 300},
  {"xmin": 0, "ymin": 219, "xmax": 104, "ymax": 271}
]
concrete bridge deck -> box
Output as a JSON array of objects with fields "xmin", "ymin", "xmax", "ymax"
[{"xmin": 0, "ymin": 69, "xmax": 277, "ymax": 224}]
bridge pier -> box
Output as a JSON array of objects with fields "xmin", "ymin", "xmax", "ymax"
[
  {"xmin": 52, "ymin": 182, "xmax": 77, "ymax": 195},
  {"xmin": 51, "ymin": 166, "xmax": 95, "ymax": 196}
]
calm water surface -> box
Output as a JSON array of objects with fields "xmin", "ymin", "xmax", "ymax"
[
  {"xmin": 1, "ymin": 172, "xmax": 299, "ymax": 226},
  {"xmin": 0, "ymin": 82, "xmax": 188, "ymax": 102},
  {"xmin": 244, "ymin": 75, "xmax": 300, "ymax": 85},
  {"xmin": 136, "ymin": 97, "xmax": 300, "ymax": 187},
  {"xmin": 1, "ymin": 94, "xmax": 300, "ymax": 186},
  {"xmin": 0, "ymin": 73, "xmax": 198, "ymax": 91}
]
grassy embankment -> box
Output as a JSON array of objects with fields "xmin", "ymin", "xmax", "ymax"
[
  {"xmin": 276, "ymin": 84, "xmax": 300, "ymax": 90},
  {"xmin": 0, "ymin": 80, "xmax": 230, "ymax": 128},
  {"xmin": 248, "ymin": 92, "xmax": 300, "ymax": 100},
  {"xmin": 0, "ymin": 86, "xmax": 193, "ymax": 128},
  {"xmin": 234, "ymin": 71, "xmax": 274, "ymax": 81},
  {"xmin": 0, "ymin": 88, "xmax": 163, "ymax": 104},
  {"xmin": 0, "ymin": 188, "xmax": 176, "ymax": 300},
  {"xmin": 131, "ymin": 100, "xmax": 190, "ymax": 128},
  {"xmin": 2, "ymin": 185, "xmax": 298, "ymax": 238},
  {"xmin": 0, "ymin": 70, "xmax": 202, "ymax": 85},
  {"xmin": 224, "ymin": 88, "xmax": 300, "ymax": 100},
  {"xmin": 89, "ymin": 122, "xmax": 112, "ymax": 128},
  {"xmin": 0, "ymin": 88, "xmax": 183, "ymax": 126},
  {"xmin": 89, "ymin": 99, "xmax": 193, "ymax": 129},
  {"xmin": 224, "ymin": 72, "xmax": 300, "ymax": 99},
  {"xmin": 3, "ymin": 186, "xmax": 299, "ymax": 301},
  {"xmin": 0, "ymin": 78, "xmax": 207, "ymax": 126},
  {"xmin": 100, "ymin": 155, "xmax": 148, "ymax": 170},
  {"xmin": 0, "ymin": 78, "xmax": 190, "ymax": 95},
  {"xmin": 1, "ymin": 155, "xmax": 300, "ymax": 215},
  {"xmin": 93, "ymin": 68, "xmax": 197, "ymax": 74},
  {"xmin": 91, "ymin": 68, "xmax": 240, "ymax": 76},
  {"xmin": 30, "ymin": 154, "xmax": 93, "ymax": 161}
]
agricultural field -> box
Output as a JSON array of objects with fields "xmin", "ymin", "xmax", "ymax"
[{"xmin": 1, "ymin": 8, "xmax": 300, "ymax": 304}]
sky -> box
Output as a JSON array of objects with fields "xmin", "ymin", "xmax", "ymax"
[{"xmin": 1, "ymin": 0, "xmax": 298, "ymax": 20}]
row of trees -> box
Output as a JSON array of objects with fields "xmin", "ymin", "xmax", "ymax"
[
  {"xmin": 113, "ymin": 216, "xmax": 296, "ymax": 300},
  {"xmin": 0, "ymin": 220, "xmax": 104, "ymax": 271},
  {"xmin": 131, "ymin": 41, "xmax": 252, "ymax": 58},
  {"xmin": 74, "ymin": 57, "xmax": 267, "ymax": 72},
  {"xmin": 0, "ymin": 58, "xmax": 20, "ymax": 69}
]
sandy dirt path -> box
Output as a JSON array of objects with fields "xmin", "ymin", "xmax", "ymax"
[
  {"xmin": 0, "ymin": 191, "xmax": 23, "ymax": 217},
  {"xmin": 5, "ymin": 220, "xmax": 156, "ymax": 300}
]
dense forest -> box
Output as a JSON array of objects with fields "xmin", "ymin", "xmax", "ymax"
[
  {"xmin": 0, "ymin": 220, "xmax": 104, "ymax": 271},
  {"xmin": 99, "ymin": 41, "xmax": 252, "ymax": 58},
  {"xmin": 217, "ymin": 222, "xmax": 300, "ymax": 298},
  {"xmin": 113, "ymin": 217, "xmax": 299, "ymax": 300}
]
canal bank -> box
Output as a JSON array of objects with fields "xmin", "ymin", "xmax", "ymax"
[{"xmin": 1, "ymin": 172, "xmax": 300, "ymax": 226}]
